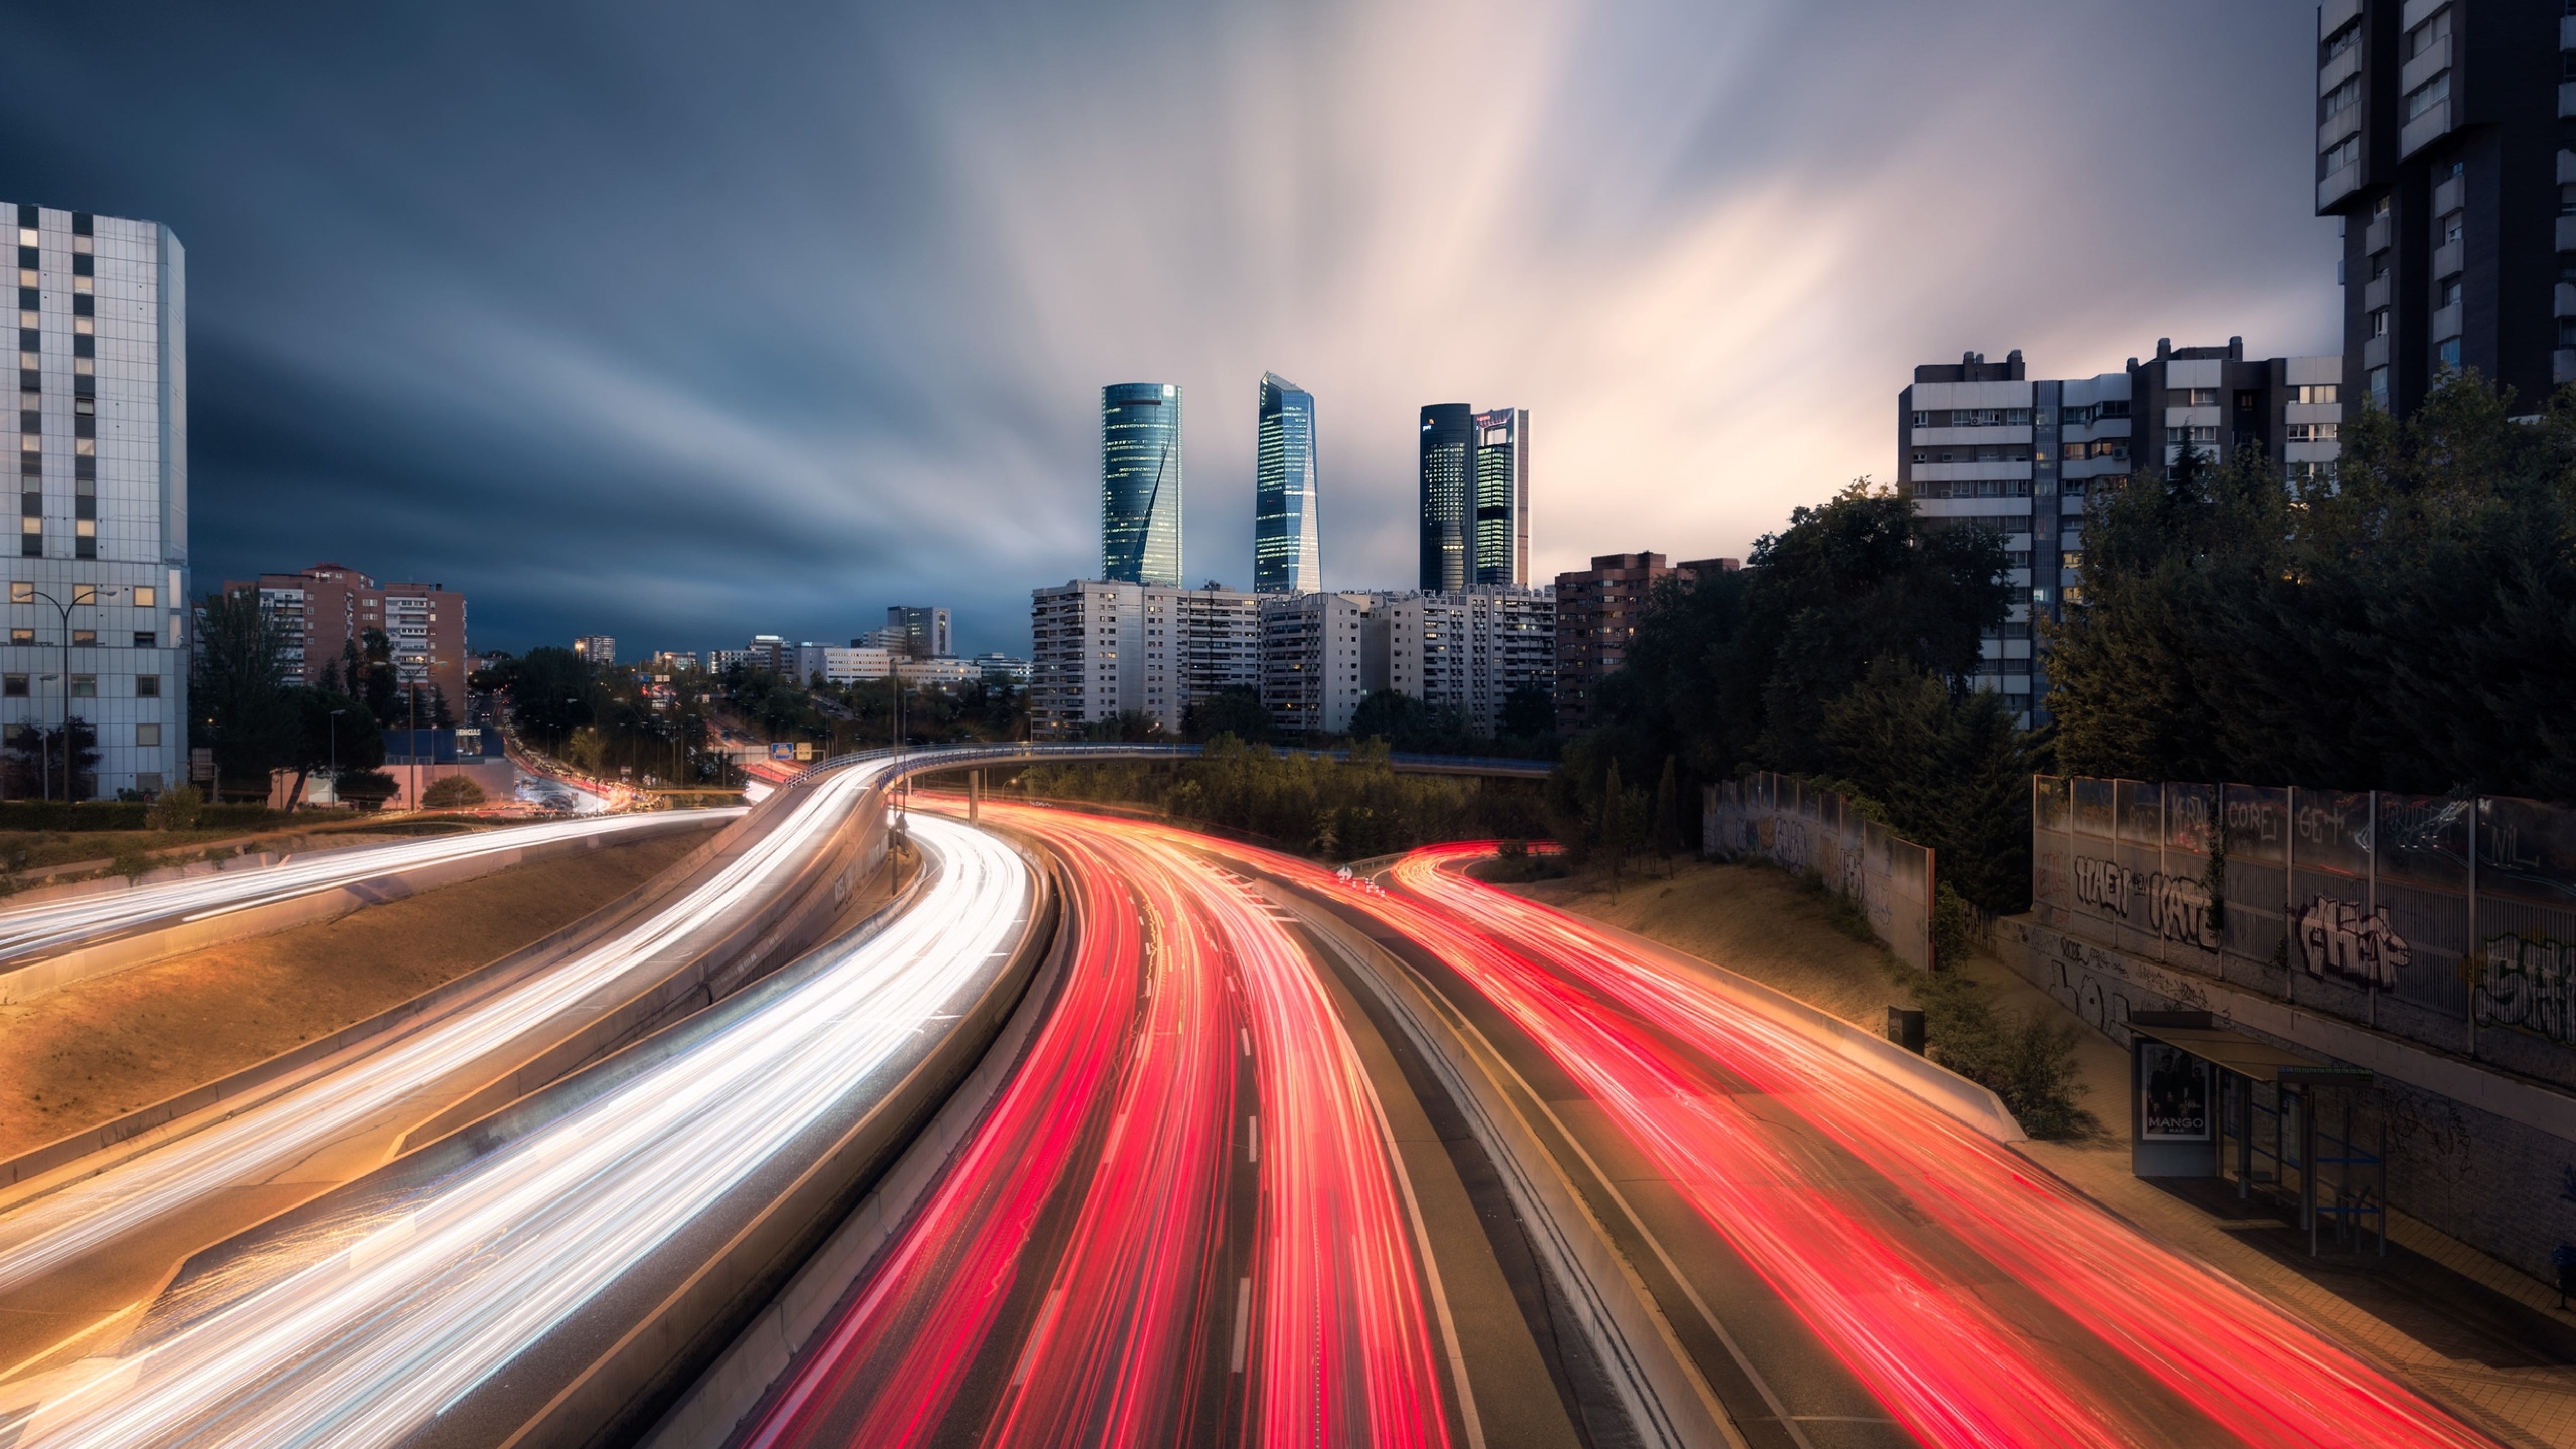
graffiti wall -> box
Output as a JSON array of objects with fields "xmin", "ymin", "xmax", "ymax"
[
  {"xmin": 2034, "ymin": 776, "xmax": 2576, "ymax": 1071},
  {"xmin": 1706, "ymin": 774, "xmax": 1936, "ymax": 972}
]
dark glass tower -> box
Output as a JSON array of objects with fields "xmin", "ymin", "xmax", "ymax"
[
  {"xmin": 1101, "ymin": 383, "xmax": 1182, "ymax": 587},
  {"xmin": 1417, "ymin": 403, "xmax": 1472, "ymax": 591},
  {"xmin": 1470, "ymin": 407, "xmax": 1528, "ymax": 586},
  {"xmin": 1254, "ymin": 373, "xmax": 1319, "ymax": 593}
]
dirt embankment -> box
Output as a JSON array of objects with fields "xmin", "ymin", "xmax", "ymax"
[
  {"xmin": 1499, "ymin": 858, "xmax": 1916, "ymax": 1028},
  {"xmin": 0, "ymin": 824, "xmax": 719, "ymax": 1159}
]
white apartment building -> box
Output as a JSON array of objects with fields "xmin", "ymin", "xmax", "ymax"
[
  {"xmin": 1260, "ymin": 590, "xmax": 1378, "ymax": 736},
  {"xmin": 5, "ymin": 203, "xmax": 187, "ymax": 798},
  {"xmin": 1376, "ymin": 586, "xmax": 1555, "ymax": 736},
  {"xmin": 791, "ymin": 642, "xmax": 893, "ymax": 685},
  {"xmin": 1030, "ymin": 580, "xmax": 1262, "ymax": 738}
]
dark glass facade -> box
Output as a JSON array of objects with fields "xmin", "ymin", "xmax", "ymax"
[
  {"xmin": 1417, "ymin": 403, "xmax": 1472, "ymax": 591},
  {"xmin": 1470, "ymin": 407, "xmax": 1527, "ymax": 586},
  {"xmin": 1254, "ymin": 372, "xmax": 1319, "ymax": 593},
  {"xmin": 1101, "ymin": 382, "xmax": 1182, "ymax": 587}
]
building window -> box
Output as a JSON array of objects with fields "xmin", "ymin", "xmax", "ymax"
[
  {"xmin": 2370, "ymin": 309, "xmax": 2390, "ymax": 336},
  {"xmin": 6, "ymin": 628, "xmax": 26, "ymax": 645},
  {"xmin": 70, "ymin": 584, "xmax": 93, "ymax": 605},
  {"xmin": 2440, "ymin": 211, "xmax": 2463, "ymax": 246},
  {"xmin": 18, "ymin": 520, "xmax": 36, "ymax": 557},
  {"xmin": 2368, "ymin": 365, "xmax": 2389, "ymax": 400},
  {"xmin": 2322, "ymin": 17, "xmax": 2361, "ymax": 63},
  {"xmin": 136, "ymin": 722, "xmax": 159, "ymax": 747},
  {"xmin": 2437, "ymin": 338, "xmax": 2462, "ymax": 371},
  {"xmin": 133, "ymin": 585, "xmax": 154, "ymax": 608},
  {"xmin": 2320, "ymin": 75, "xmax": 2361, "ymax": 123},
  {"xmin": 2404, "ymin": 6, "xmax": 2451, "ymax": 59},
  {"xmin": 69, "ymin": 673, "xmax": 94, "ymax": 697},
  {"xmin": 1, "ymin": 674, "xmax": 21, "ymax": 697},
  {"xmin": 2184, "ymin": 389, "xmax": 2219, "ymax": 406},
  {"xmin": 69, "ymin": 628, "xmax": 93, "ymax": 646},
  {"xmin": 131, "ymin": 630, "xmax": 154, "ymax": 648},
  {"xmin": 2287, "ymin": 422, "xmax": 2339, "ymax": 442},
  {"xmin": 7, "ymin": 582, "xmax": 26, "ymax": 604},
  {"xmin": 2295, "ymin": 384, "xmax": 2339, "ymax": 405},
  {"xmin": 134, "ymin": 674, "xmax": 159, "ymax": 697}
]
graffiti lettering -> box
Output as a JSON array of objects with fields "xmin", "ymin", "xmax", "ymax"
[
  {"xmin": 2223, "ymin": 796, "xmax": 2283, "ymax": 845},
  {"xmin": 2146, "ymin": 872, "xmax": 2221, "ymax": 952},
  {"xmin": 2293, "ymin": 895, "xmax": 2408, "ymax": 989},
  {"xmin": 2475, "ymin": 933, "xmax": 2576, "ymax": 1045},
  {"xmin": 2072, "ymin": 855, "xmax": 2138, "ymax": 915}
]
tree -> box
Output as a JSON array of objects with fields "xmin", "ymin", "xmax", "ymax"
[
  {"xmin": 2046, "ymin": 371, "xmax": 2576, "ymax": 797},
  {"xmin": 1184, "ymin": 687, "xmax": 1273, "ymax": 744},
  {"xmin": 1814, "ymin": 657, "xmax": 2031, "ymax": 914},
  {"xmin": 1499, "ymin": 684, "xmax": 1556, "ymax": 743},
  {"xmin": 426, "ymin": 684, "xmax": 456, "ymax": 729},
  {"xmin": 1347, "ymin": 691, "xmax": 1433, "ymax": 745},
  {"xmin": 335, "ymin": 768, "xmax": 401, "ymax": 811},
  {"xmin": 1652, "ymin": 756, "xmax": 1682, "ymax": 872},
  {"xmin": 357, "ymin": 628, "xmax": 403, "ymax": 727},
  {"xmin": 285, "ymin": 688, "xmax": 383, "ymax": 808},
  {"xmin": 4, "ymin": 718, "xmax": 99, "ymax": 801},
  {"xmin": 192, "ymin": 589, "xmax": 298, "ymax": 799},
  {"xmin": 504, "ymin": 646, "xmax": 596, "ymax": 745}
]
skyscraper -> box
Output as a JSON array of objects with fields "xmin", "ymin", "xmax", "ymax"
[
  {"xmin": 1253, "ymin": 372, "xmax": 1320, "ymax": 593},
  {"xmin": 1470, "ymin": 407, "xmax": 1528, "ymax": 586},
  {"xmin": 1417, "ymin": 403, "xmax": 1472, "ymax": 591},
  {"xmin": 6, "ymin": 203, "xmax": 187, "ymax": 799},
  {"xmin": 1101, "ymin": 383, "xmax": 1182, "ymax": 587}
]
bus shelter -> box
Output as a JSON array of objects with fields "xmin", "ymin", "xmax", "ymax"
[{"xmin": 2127, "ymin": 1010, "xmax": 2384, "ymax": 1256}]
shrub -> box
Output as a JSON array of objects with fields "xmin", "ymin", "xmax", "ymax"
[
  {"xmin": 1918, "ymin": 971, "xmax": 2098, "ymax": 1139},
  {"xmin": 145, "ymin": 784, "xmax": 204, "ymax": 832},
  {"xmin": 421, "ymin": 775, "xmax": 487, "ymax": 809},
  {"xmin": 1931, "ymin": 880, "xmax": 1978, "ymax": 970}
]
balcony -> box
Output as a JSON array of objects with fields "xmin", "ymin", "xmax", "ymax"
[
  {"xmin": 2365, "ymin": 334, "xmax": 2390, "ymax": 369},
  {"xmin": 2433, "ymin": 238, "xmax": 2463, "ymax": 280},
  {"xmin": 2319, "ymin": 43, "xmax": 2362, "ymax": 96},
  {"xmin": 2321, "ymin": 0, "xmax": 2361, "ymax": 37},
  {"xmin": 2401, "ymin": 97, "xmax": 2452, "ymax": 158},
  {"xmin": 2430, "ymin": 302, "xmax": 2462, "ymax": 341},
  {"xmin": 2433, "ymin": 173, "xmax": 2463, "ymax": 216},
  {"xmin": 2559, "ymin": 283, "xmax": 2576, "ymax": 318},
  {"xmin": 2364, "ymin": 274, "xmax": 2389, "ymax": 311},
  {"xmin": 2365, "ymin": 215, "xmax": 2391, "ymax": 254},
  {"xmin": 2318, "ymin": 163, "xmax": 2360, "ymax": 211},
  {"xmin": 2560, "ymin": 215, "xmax": 2576, "ymax": 253},
  {"xmin": 2564, "ymin": 82, "xmax": 2576, "ymax": 119},
  {"xmin": 2560, "ymin": 350, "xmax": 2576, "ymax": 387},
  {"xmin": 2564, "ymin": 14, "xmax": 2576, "ymax": 48},
  {"xmin": 2400, "ymin": 42, "xmax": 2449, "ymax": 98}
]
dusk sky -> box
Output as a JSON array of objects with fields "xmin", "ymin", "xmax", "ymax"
[{"xmin": 0, "ymin": 2, "xmax": 2339, "ymax": 659}]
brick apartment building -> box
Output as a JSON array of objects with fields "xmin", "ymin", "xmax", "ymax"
[
  {"xmin": 1552, "ymin": 552, "xmax": 1737, "ymax": 735},
  {"xmin": 226, "ymin": 562, "xmax": 468, "ymax": 711}
]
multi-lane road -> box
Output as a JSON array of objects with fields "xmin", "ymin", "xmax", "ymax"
[{"xmin": 0, "ymin": 759, "xmax": 2512, "ymax": 1446}]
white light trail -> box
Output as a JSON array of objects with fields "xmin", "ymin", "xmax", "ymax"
[
  {"xmin": 9, "ymin": 812, "xmax": 1030, "ymax": 1449},
  {"xmin": 0, "ymin": 812, "xmax": 725, "ymax": 968},
  {"xmin": 0, "ymin": 769, "xmax": 869, "ymax": 1295}
]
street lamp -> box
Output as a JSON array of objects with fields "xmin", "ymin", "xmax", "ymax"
[
  {"xmin": 25, "ymin": 586, "xmax": 122, "ymax": 804},
  {"xmin": 326, "ymin": 707, "xmax": 345, "ymax": 811}
]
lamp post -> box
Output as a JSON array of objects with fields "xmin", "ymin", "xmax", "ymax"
[
  {"xmin": 326, "ymin": 707, "xmax": 345, "ymax": 810},
  {"xmin": 27, "ymin": 586, "xmax": 121, "ymax": 804}
]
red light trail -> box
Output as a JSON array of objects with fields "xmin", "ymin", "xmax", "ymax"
[{"xmin": 742, "ymin": 807, "xmax": 1451, "ymax": 1449}]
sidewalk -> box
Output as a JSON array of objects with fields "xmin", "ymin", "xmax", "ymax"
[{"xmin": 1967, "ymin": 951, "xmax": 2576, "ymax": 1449}]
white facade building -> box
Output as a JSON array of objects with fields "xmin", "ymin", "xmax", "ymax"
[
  {"xmin": 1030, "ymin": 580, "xmax": 1262, "ymax": 738},
  {"xmin": 791, "ymin": 643, "xmax": 893, "ymax": 685},
  {"xmin": 1376, "ymin": 586, "xmax": 1555, "ymax": 736},
  {"xmin": 1259, "ymin": 590, "xmax": 1379, "ymax": 736},
  {"xmin": 5, "ymin": 203, "xmax": 186, "ymax": 798}
]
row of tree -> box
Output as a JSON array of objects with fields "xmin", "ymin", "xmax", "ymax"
[{"xmin": 193, "ymin": 591, "xmax": 398, "ymax": 804}]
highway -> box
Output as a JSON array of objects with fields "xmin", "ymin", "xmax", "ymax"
[
  {"xmin": 0, "ymin": 811, "xmax": 1034, "ymax": 1449},
  {"xmin": 0, "ymin": 762, "xmax": 883, "ymax": 1381},
  {"xmin": 0, "ymin": 812, "xmax": 711, "ymax": 975},
  {"xmin": 741, "ymin": 805, "xmax": 1456, "ymax": 1447}
]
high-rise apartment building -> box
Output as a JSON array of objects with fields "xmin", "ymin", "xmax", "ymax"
[
  {"xmin": 229, "ymin": 564, "xmax": 470, "ymax": 712},
  {"xmin": 2311, "ymin": 0, "xmax": 2567, "ymax": 412},
  {"xmin": 1417, "ymin": 404, "xmax": 1473, "ymax": 591},
  {"xmin": 1029, "ymin": 580, "xmax": 1259, "ymax": 738},
  {"xmin": 1259, "ymin": 590, "xmax": 1380, "ymax": 737},
  {"xmin": 1898, "ymin": 344, "xmax": 2339, "ymax": 723},
  {"xmin": 1470, "ymin": 408, "xmax": 1530, "ymax": 586},
  {"xmin": 5, "ymin": 203, "xmax": 187, "ymax": 798},
  {"xmin": 882, "ymin": 605, "xmax": 951, "ymax": 660},
  {"xmin": 1552, "ymin": 553, "xmax": 1735, "ymax": 736},
  {"xmin": 1101, "ymin": 383, "xmax": 1183, "ymax": 587},
  {"xmin": 574, "ymin": 634, "xmax": 616, "ymax": 666},
  {"xmin": 1254, "ymin": 373, "xmax": 1321, "ymax": 594},
  {"xmin": 1377, "ymin": 586, "xmax": 1554, "ymax": 736}
]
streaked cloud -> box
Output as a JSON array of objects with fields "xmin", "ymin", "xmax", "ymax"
[{"xmin": 0, "ymin": 0, "xmax": 2336, "ymax": 655}]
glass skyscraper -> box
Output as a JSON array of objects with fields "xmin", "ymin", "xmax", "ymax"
[
  {"xmin": 1253, "ymin": 372, "xmax": 1319, "ymax": 594},
  {"xmin": 1470, "ymin": 407, "xmax": 1527, "ymax": 586},
  {"xmin": 1416, "ymin": 403, "xmax": 1472, "ymax": 591},
  {"xmin": 1100, "ymin": 383, "xmax": 1182, "ymax": 587}
]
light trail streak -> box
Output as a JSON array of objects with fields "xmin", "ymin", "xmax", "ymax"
[
  {"xmin": 8, "ymin": 812, "xmax": 1033, "ymax": 1449},
  {"xmin": 0, "ymin": 767, "xmax": 870, "ymax": 1297},
  {"xmin": 1376, "ymin": 842, "xmax": 2493, "ymax": 1449},
  {"xmin": 0, "ymin": 812, "xmax": 713, "ymax": 968},
  {"xmin": 743, "ymin": 806, "xmax": 1452, "ymax": 1449}
]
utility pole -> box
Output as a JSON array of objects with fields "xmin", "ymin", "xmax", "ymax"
[{"xmin": 327, "ymin": 707, "xmax": 345, "ymax": 810}]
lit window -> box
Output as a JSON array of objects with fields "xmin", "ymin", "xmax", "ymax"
[
  {"xmin": 70, "ymin": 629, "xmax": 93, "ymax": 646},
  {"xmin": 132, "ymin": 585, "xmax": 153, "ymax": 607},
  {"xmin": 5, "ymin": 628, "xmax": 23, "ymax": 644},
  {"xmin": 8, "ymin": 582, "xmax": 28, "ymax": 604},
  {"xmin": 70, "ymin": 583, "xmax": 93, "ymax": 604}
]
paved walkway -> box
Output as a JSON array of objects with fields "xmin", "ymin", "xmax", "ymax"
[{"xmin": 1972, "ymin": 954, "xmax": 2576, "ymax": 1449}]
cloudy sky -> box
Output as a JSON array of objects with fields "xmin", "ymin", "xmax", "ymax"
[{"xmin": 0, "ymin": 1, "xmax": 2339, "ymax": 658}]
